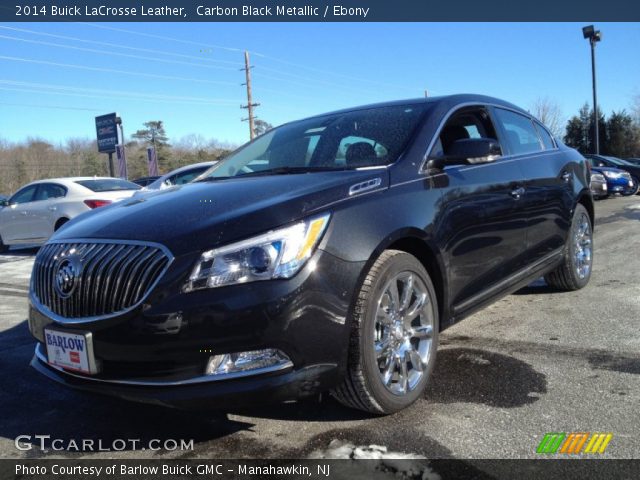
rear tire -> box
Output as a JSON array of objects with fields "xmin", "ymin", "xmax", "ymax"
[
  {"xmin": 0, "ymin": 235, "xmax": 8, "ymax": 253},
  {"xmin": 544, "ymin": 204, "xmax": 593, "ymax": 291},
  {"xmin": 331, "ymin": 250, "xmax": 439, "ymax": 414},
  {"xmin": 630, "ymin": 176, "xmax": 640, "ymax": 196}
]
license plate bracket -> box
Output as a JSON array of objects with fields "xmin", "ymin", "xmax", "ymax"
[{"xmin": 44, "ymin": 328, "xmax": 100, "ymax": 375}]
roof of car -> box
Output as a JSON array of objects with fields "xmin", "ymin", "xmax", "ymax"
[
  {"xmin": 26, "ymin": 177, "xmax": 133, "ymax": 185},
  {"xmin": 159, "ymin": 161, "xmax": 217, "ymax": 177},
  {"xmin": 298, "ymin": 94, "xmax": 529, "ymax": 122}
]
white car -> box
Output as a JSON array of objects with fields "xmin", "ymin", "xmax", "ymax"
[
  {"xmin": 0, "ymin": 177, "xmax": 140, "ymax": 251},
  {"xmin": 134, "ymin": 161, "xmax": 217, "ymax": 196}
]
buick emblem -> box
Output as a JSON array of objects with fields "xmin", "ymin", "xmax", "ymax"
[{"xmin": 54, "ymin": 256, "xmax": 82, "ymax": 298}]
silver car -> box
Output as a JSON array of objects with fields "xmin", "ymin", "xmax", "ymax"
[
  {"xmin": 0, "ymin": 177, "xmax": 140, "ymax": 252},
  {"xmin": 134, "ymin": 161, "xmax": 217, "ymax": 196}
]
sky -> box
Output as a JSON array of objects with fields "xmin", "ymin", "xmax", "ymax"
[{"xmin": 0, "ymin": 22, "xmax": 638, "ymax": 147}]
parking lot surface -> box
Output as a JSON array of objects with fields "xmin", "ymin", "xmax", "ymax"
[{"xmin": 0, "ymin": 196, "xmax": 638, "ymax": 460}]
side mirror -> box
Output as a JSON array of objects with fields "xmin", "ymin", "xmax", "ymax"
[
  {"xmin": 0, "ymin": 200, "xmax": 8, "ymax": 207},
  {"xmin": 446, "ymin": 138, "xmax": 502, "ymax": 165}
]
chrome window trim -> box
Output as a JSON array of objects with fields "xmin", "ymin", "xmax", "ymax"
[
  {"xmin": 30, "ymin": 238, "xmax": 174, "ymax": 324},
  {"xmin": 34, "ymin": 344, "xmax": 293, "ymax": 386},
  {"xmin": 418, "ymin": 101, "xmax": 560, "ymax": 175}
]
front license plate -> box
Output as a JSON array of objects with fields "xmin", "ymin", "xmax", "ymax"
[{"xmin": 44, "ymin": 329, "xmax": 99, "ymax": 374}]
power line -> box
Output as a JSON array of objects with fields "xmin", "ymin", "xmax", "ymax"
[
  {"xmin": 0, "ymin": 25, "xmax": 244, "ymax": 67},
  {"xmin": 0, "ymin": 86, "xmax": 239, "ymax": 107},
  {"xmin": 0, "ymin": 55, "xmax": 237, "ymax": 86},
  {"xmin": 0, "ymin": 79, "xmax": 239, "ymax": 104},
  {"xmin": 0, "ymin": 102, "xmax": 102, "ymax": 112},
  {"xmin": 0, "ymin": 34, "xmax": 239, "ymax": 71},
  {"xmin": 79, "ymin": 23, "xmax": 425, "ymax": 94},
  {"xmin": 80, "ymin": 23, "xmax": 245, "ymax": 53}
]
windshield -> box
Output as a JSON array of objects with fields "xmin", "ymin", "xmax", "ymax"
[
  {"xmin": 199, "ymin": 103, "xmax": 430, "ymax": 179},
  {"xmin": 75, "ymin": 179, "xmax": 141, "ymax": 192}
]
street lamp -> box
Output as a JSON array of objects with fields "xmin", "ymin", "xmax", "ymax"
[{"xmin": 582, "ymin": 25, "xmax": 602, "ymax": 154}]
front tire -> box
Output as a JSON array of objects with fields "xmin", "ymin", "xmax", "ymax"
[
  {"xmin": 544, "ymin": 204, "xmax": 593, "ymax": 291},
  {"xmin": 332, "ymin": 250, "xmax": 439, "ymax": 414}
]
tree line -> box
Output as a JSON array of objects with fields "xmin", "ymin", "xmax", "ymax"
[{"xmin": 532, "ymin": 95, "xmax": 640, "ymax": 157}]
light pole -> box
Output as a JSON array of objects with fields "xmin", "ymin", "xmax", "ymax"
[{"xmin": 582, "ymin": 25, "xmax": 602, "ymax": 154}]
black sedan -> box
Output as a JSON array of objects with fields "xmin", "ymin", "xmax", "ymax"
[{"xmin": 28, "ymin": 95, "xmax": 593, "ymax": 414}]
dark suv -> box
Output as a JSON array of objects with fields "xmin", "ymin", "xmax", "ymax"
[{"xmin": 29, "ymin": 95, "xmax": 594, "ymax": 414}]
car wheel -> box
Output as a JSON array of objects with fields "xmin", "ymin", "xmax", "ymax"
[
  {"xmin": 630, "ymin": 176, "xmax": 640, "ymax": 196},
  {"xmin": 544, "ymin": 204, "xmax": 593, "ymax": 291},
  {"xmin": 0, "ymin": 235, "xmax": 8, "ymax": 253},
  {"xmin": 332, "ymin": 250, "xmax": 439, "ymax": 414}
]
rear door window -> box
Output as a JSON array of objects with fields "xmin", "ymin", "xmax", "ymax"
[
  {"xmin": 34, "ymin": 183, "xmax": 67, "ymax": 201},
  {"xmin": 533, "ymin": 121, "xmax": 556, "ymax": 150},
  {"xmin": 494, "ymin": 108, "xmax": 543, "ymax": 155}
]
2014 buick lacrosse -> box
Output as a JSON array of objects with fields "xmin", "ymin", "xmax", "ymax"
[{"xmin": 28, "ymin": 95, "xmax": 594, "ymax": 414}]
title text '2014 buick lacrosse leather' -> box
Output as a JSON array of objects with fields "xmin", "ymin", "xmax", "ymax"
[{"xmin": 28, "ymin": 95, "xmax": 593, "ymax": 414}]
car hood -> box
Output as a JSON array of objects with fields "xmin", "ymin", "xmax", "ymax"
[{"xmin": 53, "ymin": 170, "xmax": 388, "ymax": 255}]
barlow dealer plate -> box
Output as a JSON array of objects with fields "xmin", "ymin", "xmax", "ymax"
[{"xmin": 44, "ymin": 329, "xmax": 100, "ymax": 375}]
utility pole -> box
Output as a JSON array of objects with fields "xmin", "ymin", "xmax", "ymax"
[{"xmin": 241, "ymin": 50, "xmax": 260, "ymax": 140}]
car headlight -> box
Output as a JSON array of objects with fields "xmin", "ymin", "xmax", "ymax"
[
  {"xmin": 185, "ymin": 213, "xmax": 330, "ymax": 291},
  {"xmin": 602, "ymin": 171, "xmax": 621, "ymax": 179}
]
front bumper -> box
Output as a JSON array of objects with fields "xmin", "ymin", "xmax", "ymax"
[{"xmin": 29, "ymin": 249, "xmax": 365, "ymax": 409}]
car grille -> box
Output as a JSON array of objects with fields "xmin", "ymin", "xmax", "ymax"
[{"xmin": 31, "ymin": 241, "xmax": 172, "ymax": 320}]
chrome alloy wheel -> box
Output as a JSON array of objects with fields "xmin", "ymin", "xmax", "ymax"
[
  {"xmin": 373, "ymin": 271, "xmax": 435, "ymax": 396},
  {"xmin": 575, "ymin": 212, "xmax": 592, "ymax": 279}
]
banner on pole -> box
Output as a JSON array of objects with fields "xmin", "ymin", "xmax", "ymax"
[
  {"xmin": 116, "ymin": 144, "xmax": 128, "ymax": 180},
  {"xmin": 147, "ymin": 147, "xmax": 159, "ymax": 176}
]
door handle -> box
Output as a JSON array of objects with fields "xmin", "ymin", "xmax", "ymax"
[
  {"xmin": 48, "ymin": 206, "xmax": 57, "ymax": 212},
  {"xmin": 510, "ymin": 187, "xmax": 525, "ymax": 200},
  {"xmin": 561, "ymin": 171, "xmax": 572, "ymax": 183}
]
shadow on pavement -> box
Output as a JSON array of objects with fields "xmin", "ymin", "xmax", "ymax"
[{"xmin": 426, "ymin": 347, "xmax": 547, "ymax": 408}]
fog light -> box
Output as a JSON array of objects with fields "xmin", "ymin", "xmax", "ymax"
[{"xmin": 205, "ymin": 349, "xmax": 291, "ymax": 376}]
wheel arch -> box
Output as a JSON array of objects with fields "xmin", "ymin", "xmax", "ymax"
[
  {"xmin": 368, "ymin": 229, "xmax": 450, "ymax": 330},
  {"xmin": 54, "ymin": 217, "xmax": 70, "ymax": 231},
  {"xmin": 576, "ymin": 190, "xmax": 595, "ymax": 228}
]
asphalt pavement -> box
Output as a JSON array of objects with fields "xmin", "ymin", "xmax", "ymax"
[{"xmin": 0, "ymin": 195, "xmax": 638, "ymax": 461}]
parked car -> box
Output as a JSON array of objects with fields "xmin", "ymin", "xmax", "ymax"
[
  {"xmin": 133, "ymin": 161, "xmax": 217, "ymax": 196},
  {"xmin": 29, "ymin": 95, "xmax": 594, "ymax": 414},
  {"xmin": 584, "ymin": 158, "xmax": 636, "ymax": 196},
  {"xmin": 131, "ymin": 176, "xmax": 160, "ymax": 187},
  {"xmin": 590, "ymin": 172, "xmax": 608, "ymax": 199},
  {"xmin": 0, "ymin": 177, "xmax": 140, "ymax": 252},
  {"xmin": 584, "ymin": 154, "xmax": 640, "ymax": 195}
]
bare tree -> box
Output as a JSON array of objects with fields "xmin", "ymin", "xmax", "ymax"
[{"xmin": 529, "ymin": 97, "xmax": 565, "ymax": 139}]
